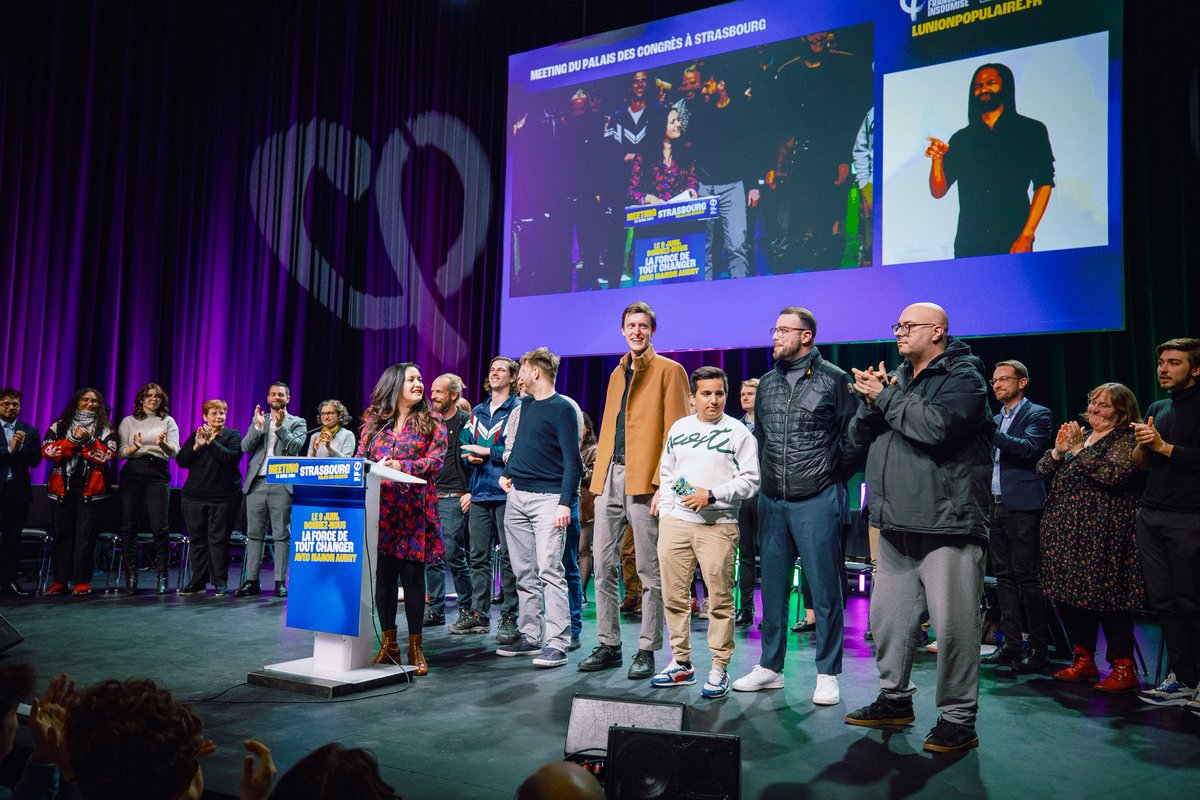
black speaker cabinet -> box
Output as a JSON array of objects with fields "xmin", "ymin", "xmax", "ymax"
[
  {"xmin": 0, "ymin": 614, "xmax": 23, "ymax": 654},
  {"xmin": 565, "ymin": 694, "xmax": 686, "ymax": 757},
  {"xmin": 606, "ymin": 726, "xmax": 740, "ymax": 800}
]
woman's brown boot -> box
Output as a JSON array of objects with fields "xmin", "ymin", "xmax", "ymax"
[
  {"xmin": 408, "ymin": 633, "xmax": 428, "ymax": 675},
  {"xmin": 373, "ymin": 628, "xmax": 401, "ymax": 664}
]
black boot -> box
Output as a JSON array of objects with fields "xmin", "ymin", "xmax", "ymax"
[
  {"xmin": 156, "ymin": 570, "xmax": 169, "ymax": 595},
  {"xmin": 119, "ymin": 568, "xmax": 138, "ymax": 595}
]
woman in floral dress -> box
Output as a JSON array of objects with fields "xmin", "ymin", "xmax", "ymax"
[
  {"xmin": 358, "ymin": 363, "xmax": 447, "ymax": 675},
  {"xmin": 1037, "ymin": 382, "xmax": 1146, "ymax": 692},
  {"xmin": 628, "ymin": 107, "xmax": 698, "ymax": 205}
]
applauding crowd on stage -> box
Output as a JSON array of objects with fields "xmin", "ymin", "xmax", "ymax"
[{"xmin": 2, "ymin": 310, "xmax": 1198, "ymax": 754}]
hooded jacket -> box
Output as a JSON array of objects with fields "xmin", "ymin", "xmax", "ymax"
[{"xmin": 848, "ymin": 339, "xmax": 995, "ymax": 538}]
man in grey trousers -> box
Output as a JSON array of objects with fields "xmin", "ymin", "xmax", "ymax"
[
  {"xmin": 843, "ymin": 302, "xmax": 994, "ymax": 754},
  {"xmin": 234, "ymin": 381, "xmax": 307, "ymax": 598}
]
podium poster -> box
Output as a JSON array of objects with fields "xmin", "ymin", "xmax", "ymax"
[
  {"xmin": 286, "ymin": 488, "xmax": 365, "ymax": 636},
  {"xmin": 626, "ymin": 196, "xmax": 718, "ymax": 286}
]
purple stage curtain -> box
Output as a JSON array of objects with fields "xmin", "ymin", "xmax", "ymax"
[{"xmin": 0, "ymin": 1, "xmax": 511, "ymax": 482}]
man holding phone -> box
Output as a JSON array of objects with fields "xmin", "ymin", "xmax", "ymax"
[{"xmin": 651, "ymin": 367, "xmax": 759, "ymax": 698}]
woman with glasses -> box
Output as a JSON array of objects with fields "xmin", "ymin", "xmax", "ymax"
[
  {"xmin": 116, "ymin": 383, "xmax": 180, "ymax": 594},
  {"xmin": 42, "ymin": 388, "xmax": 118, "ymax": 596},
  {"xmin": 1037, "ymin": 383, "xmax": 1146, "ymax": 692},
  {"xmin": 308, "ymin": 400, "xmax": 355, "ymax": 457}
]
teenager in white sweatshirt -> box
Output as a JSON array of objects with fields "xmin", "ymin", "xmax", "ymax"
[{"xmin": 652, "ymin": 366, "xmax": 760, "ymax": 698}]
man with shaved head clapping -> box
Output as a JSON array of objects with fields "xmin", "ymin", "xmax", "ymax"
[{"xmin": 843, "ymin": 302, "xmax": 995, "ymax": 754}]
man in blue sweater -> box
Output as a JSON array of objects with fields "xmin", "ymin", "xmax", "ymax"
[{"xmin": 497, "ymin": 347, "xmax": 584, "ymax": 668}]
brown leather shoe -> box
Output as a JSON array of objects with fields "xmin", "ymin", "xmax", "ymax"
[
  {"xmin": 373, "ymin": 628, "xmax": 402, "ymax": 665},
  {"xmin": 1052, "ymin": 646, "xmax": 1099, "ymax": 682},
  {"xmin": 620, "ymin": 595, "xmax": 641, "ymax": 615},
  {"xmin": 408, "ymin": 633, "xmax": 429, "ymax": 676},
  {"xmin": 1096, "ymin": 658, "xmax": 1139, "ymax": 693}
]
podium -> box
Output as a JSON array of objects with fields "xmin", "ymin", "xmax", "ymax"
[
  {"xmin": 246, "ymin": 457, "xmax": 425, "ymax": 697},
  {"xmin": 624, "ymin": 195, "xmax": 719, "ymax": 286}
]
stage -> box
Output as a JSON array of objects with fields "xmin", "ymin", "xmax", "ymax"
[{"xmin": 2, "ymin": 572, "xmax": 1197, "ymax": 799}]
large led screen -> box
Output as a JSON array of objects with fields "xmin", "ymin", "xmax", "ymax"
[{"xmin": 500, "ymin": 0, "xmax": 1123, "ymax": 356}]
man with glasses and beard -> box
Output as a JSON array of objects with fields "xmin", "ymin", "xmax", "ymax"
[
  {"xmin": 925, "ymin": 63, "xmax": 1055, "ymax": 258},
  {"xmin": 731, "ymin": 307, "xmax": 862, "ymax": 706}
]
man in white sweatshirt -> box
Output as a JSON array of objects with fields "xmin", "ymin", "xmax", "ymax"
[{"xmin": 651, "ymin": 366, "xmax": 760, "ymax": 698}]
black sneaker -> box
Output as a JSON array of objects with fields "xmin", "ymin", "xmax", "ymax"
[
  {"xmin": 214, "ymin": 584, "xmax": 228, "ymax": 597},
  {"xmin": 495, "ymin": 613, "xmax": 519, "ymax": 645},
  {"xmin": 844, "ymin": 693, "xmax": 916, "ymax": 727},
  {"xmin": 423, "ymin": 609, "xmax": 446, "ymax": 627},
  {"xmin": 735, "ymin": 608, "xmax": 754, "ymax": 628},
  {"xmin": 923, "ymin": 717, "xmax": 979, "ymax": 753},
  {"xmin": 627, "ymin": 649, "xmax": 655, "ymax": 680},
  {"xmin": 178, "ymin": 581, "xmax": 206, "ymax": 596},
  {"xmin": 496, "ymin": 635, "xmax": 540, "ymax": 657},
  {"xmin": 578, "ymin": 644, "xmax": 623, "ymax": 672},
  {"xmin": 567, "ymin": 635, "xmax": 581, "ymax": 652},
  {"xmin": 449, "ymin": 610, "xmax": 489, "ymax": 635}
]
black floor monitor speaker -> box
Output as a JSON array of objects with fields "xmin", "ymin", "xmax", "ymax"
[
  {"xmin": 606, "ymin": 725, "xmax": 740, "ymax": 800},
  {"xmin": 565, "ymin": 694, "xmax": 686, "ymax": 758},
  {"xmin": 0, "ymin": 613, "xmax": 24, "ymax": 654}
]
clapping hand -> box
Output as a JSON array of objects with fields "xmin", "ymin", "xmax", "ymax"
[
  {"xmin": 851, "ymin": 361, "xmax": 894, "ymax": 406},
  {"xmin": 253, "ymin": 405, "xmax": 266, "ymax": 431},
  {"xmin": 270, "ymin": 407, "xmax": 286, "ymax": 427},
  {"xmin": 71, "ymin": 425, "xmax": 89, "ymax": 440},
  {"xmin": 1131, "ymin": 416, "xmax": 1165, "ymax": 453},
  {"xmin": 1054, "ymin": 421, "xmax": 1084, "ymax": 456},
  {"xmin": 132, "ymin": 431, "xmax": 144, "ymax": 449},
  {"xmin": 156, "ymin": 429, "xmax": 168, "ymax": 447},
  {"xmin": 8, "ymin": 430, "xmax": 23, "ymax": 452},
  {"xmin": 240, "ymin": 739, "xmax": 276, "ymax": 800},
  {"xmin": 30, "ymin": 672, "xmax": 75, "ymax": 777}
]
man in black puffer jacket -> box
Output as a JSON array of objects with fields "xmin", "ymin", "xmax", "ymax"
[
  {"xmin": 731, "ymin": 306, "xmax": 863, "ymax": 707},
  {"xmin": 843, "ymin": 302, "xmax": 994, "ymax": 755}
]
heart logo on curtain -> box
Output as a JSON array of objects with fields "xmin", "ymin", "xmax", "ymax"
[{"xmin": 248, "ymin": 115, "xmax": 491, "ymax": 354}]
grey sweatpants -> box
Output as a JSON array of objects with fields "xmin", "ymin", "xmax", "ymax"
[{"xmin": 871, "ymin": 529, "xmax": 985, "ymax": 726}]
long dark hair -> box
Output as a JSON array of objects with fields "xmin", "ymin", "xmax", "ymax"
[
  {"xmin": 268, "ymin": 743, "xmax": 400, "ymax": 799},
  {"xmin": 132, "ymin": 383, "xmax": 170, "ymax": 420},
  {"xmin": 53, "ymin": 387, "xmax": 113, "ymax": 435},
  {"xmin": 967, "ymin": 62, "xmax": 1016, "ymax": 125},
  {"xmin": 581, "ymin": 411, "xmax": 597, "ymax": 450},
  {"xmin": 360, "ymin": 363, "xmax": 439, "ymax": 446}
]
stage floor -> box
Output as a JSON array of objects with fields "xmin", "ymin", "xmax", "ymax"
[{"xmin": 3, "ymin": 573, "xmax": 1198, "ymax": 799}]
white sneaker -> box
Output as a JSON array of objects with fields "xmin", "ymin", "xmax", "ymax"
[
  {"xmin": 732, "ymin": 665, "xmax": 785, "ymax": 692},
  {"xmin": 699, "ymin": 599, "xmax": 710, "ymax": 619},
  {"xmin": 813, "ymin": 673, "xmax": 840, "ymax": 705}
]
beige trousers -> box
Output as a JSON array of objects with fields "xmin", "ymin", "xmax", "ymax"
[{"xmin": 658, "ymin": 516, "xmax": 739, "ymax": 669}]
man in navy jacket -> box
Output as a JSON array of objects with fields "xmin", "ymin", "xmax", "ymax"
[
  {"xmin": 0, "ymin": 389, "xmax": 43, "ymax": 597},
  {"xmin": 980, "ymin": 360, "xmax": 1054, "ymax": 671}
]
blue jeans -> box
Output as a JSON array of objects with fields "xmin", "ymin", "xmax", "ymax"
[
  {"xmin": 758, "ymin": 485, "xmax": 845, "ymax": 675},
  {"xmin": 427, "ymin": 496, "xmax": 472, "ymax": 616},
  {"xmin": 562, "ymin": 498, "xmax": 582, "ymax": 637}
]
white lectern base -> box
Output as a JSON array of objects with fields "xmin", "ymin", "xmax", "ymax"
[{"xmin": 247, "ymin": 658, "xmax": 416, "ymax": 698}]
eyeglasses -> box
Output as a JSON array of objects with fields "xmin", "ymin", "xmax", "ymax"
[
  {"xmin": 146, "ymin": 393, "xmax": 165, "ymax": 400},
  {"xmin": 1087, "ymin": 400, "xmax": 1113, "ymax": 409},
  {"xmin": 989, "ymin": 377, "xmax": 1018, "ymax": 385},
  {"xmin": 770, "ymin": 326, "xmax": 809, "ymax": 338},
  {"xmin": 892, "ymin": 322, "xmax": 937, "ymax": 336}
]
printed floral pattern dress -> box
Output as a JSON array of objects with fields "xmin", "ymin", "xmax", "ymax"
[
  {"xmin": 628, "ymin": 153, "xmax": 698, "ymax": 204},
  {"xmin": 1036, "ymin": 427, "xmax": 1146, "ymax": 611},
  {"xmin": 357, "ymin": 420, "xmax": 447, "ymax": 563}
]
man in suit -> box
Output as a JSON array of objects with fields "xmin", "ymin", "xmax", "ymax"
[
  {"xmin": 980, "ymin": 360, "xmax": 1054, "ymax": 671},
  {"xmin": 0, "ymin": 389, "xmax": 43, "ymax": 597},
  {"xmin": 234, "ymin": 382, "xmax": 307, "ymax": 598}
]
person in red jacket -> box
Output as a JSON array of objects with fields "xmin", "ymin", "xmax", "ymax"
[{"xmin": 42, "ymin": 387, "xmax": 117, "ymax": 597}]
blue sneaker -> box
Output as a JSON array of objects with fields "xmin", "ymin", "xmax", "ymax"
[
  {"xmin": 650, "ymin": 660, "xmax": 696, "ymax": 687},
  {"xmin": 532, "ymin": 646, "xmax": 567, "ymax": 668},
  {"xmin": 701, "ymin": 669, "xmax": 730, "ymax": 698},
  {"xmin": 1137, "ymin": 672, "xmax": 1196, "ymax": 707},
  {"xmin": 496, "ymin": 635, "xmax": 540, "ymax": 657},
  {"xmin": 1188, "ymin": 687, "xmax": 1200, "ymax": 718}
]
